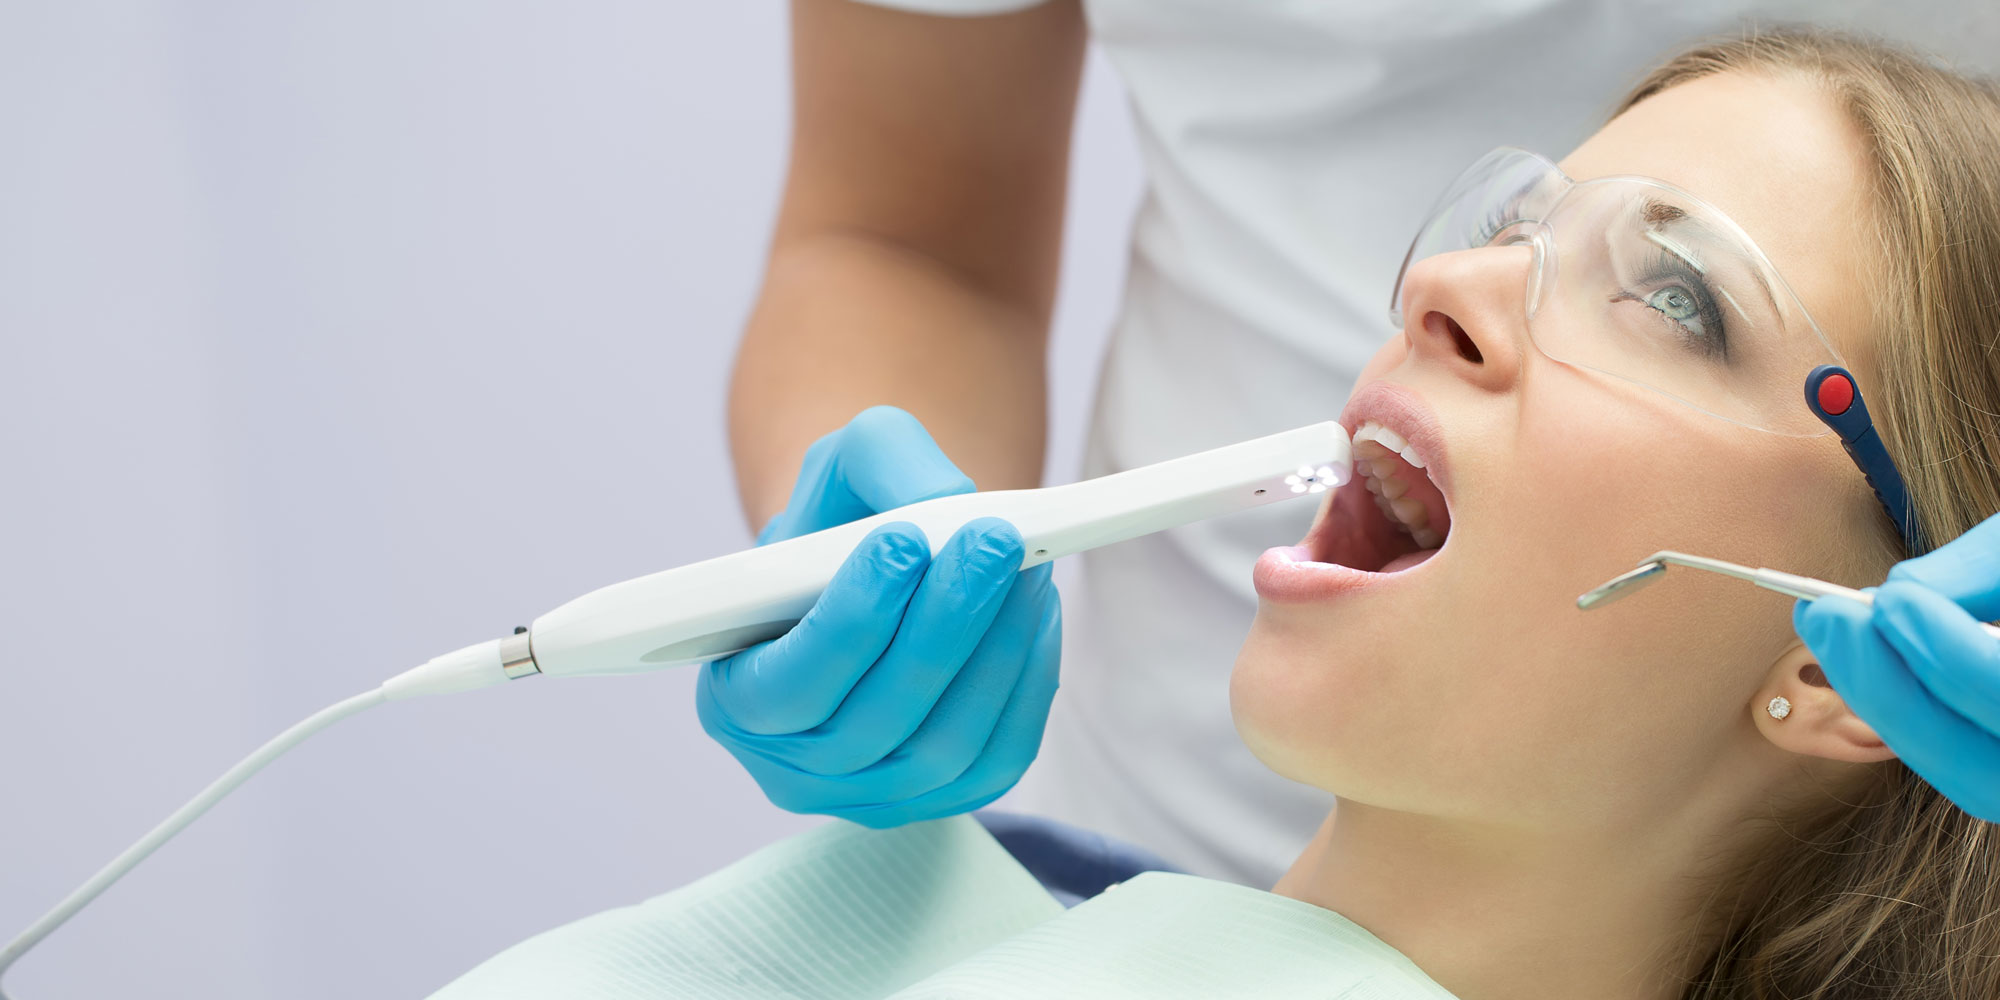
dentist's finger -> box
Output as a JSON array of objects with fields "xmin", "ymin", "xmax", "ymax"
[
  {"xmin": 1872, "ymin": 581, "xmax": 2000, "ymax": 739},
  {"xmin": 1885, "ymin": 512, "xmax": 2000, "ymax": 621},
  {"xmin": 756, "ymin": 430, "xmax": 842, "ymax": 544},
  {"xmin": 697, "ymin": 523, "xmax": 929, "ymax": 735},
  {"xmin": 761, "ymin": 406, "xmax": 975, "ymax": 543},
  {"xmin": 802, "ymin": 563, "xmax": 1055, "ymax": 807},
  {"xmin": 724, "ymin": 578, "xmax": 1052, "ymax": 820},
  {"xmin": 828, "ymin": 596, "xmax": 1064, "ymax": 832},
  {"xmin": 1796, "ymin": 596, "xmax": 2000, "ymax": 821},
  {"xmin": 832, "ymin": 595, "xmax": 1061, "ymax": 829},
  {"xmin": 767, "ymin": 518, "xmax": 1025, "ymax": 777}
]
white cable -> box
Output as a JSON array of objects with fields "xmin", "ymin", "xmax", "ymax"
[{"xmin": 0, "ymin": 687, "xmax": 388, "ymax": 1000}]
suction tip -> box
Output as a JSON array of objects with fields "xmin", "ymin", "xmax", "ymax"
[{"xmin": 1576, "ymin": 561, "xmax": 1667, "ymax": 610}]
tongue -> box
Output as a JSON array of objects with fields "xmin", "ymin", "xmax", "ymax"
[{"xmin": 1380, "ymin": 547, "xmax": 1439, "ymax": 574}]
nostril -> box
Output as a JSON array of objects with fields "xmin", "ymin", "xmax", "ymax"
[{"xmin": 1425, "ymin": 311, "xmax": 1482, "ymax": 364}]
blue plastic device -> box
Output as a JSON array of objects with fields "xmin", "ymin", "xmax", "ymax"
[{"xmin": 1804, "ymin": 364, "xmax": 1926, "ymax": 555}]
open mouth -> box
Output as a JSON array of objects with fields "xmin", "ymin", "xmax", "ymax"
[{"xmin": 1303, "ymin": 419, "xmax": 1453, "ymax": 574}]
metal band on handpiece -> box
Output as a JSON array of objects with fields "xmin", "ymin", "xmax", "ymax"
[{"xmin": 500, "ymin": 629, "xmax": 541, "ymax": 680}]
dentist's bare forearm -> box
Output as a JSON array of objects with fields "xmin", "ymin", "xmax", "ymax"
[
  {"xmin": 729, "ymin": 232, "xmax": 1049, "ymax": 531},
  {"xmin": 730, "ymin": 0, "xmax": 1085, "ymax": 531}
]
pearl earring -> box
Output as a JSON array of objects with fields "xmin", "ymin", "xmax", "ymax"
[{"xmin": 1766, "ymin": 696, "xmax": 1792, "ymax": 720}]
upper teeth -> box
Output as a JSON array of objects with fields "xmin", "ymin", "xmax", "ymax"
[
  {"xmin": 1351, "ymin": 420, "xmax": 1444, "ymax": 550},
  {"xmin": 1352, "ymin": 421, "xmax": 1425, "ymax": 469}
]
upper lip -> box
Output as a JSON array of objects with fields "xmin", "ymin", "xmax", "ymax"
[{"xmin": 1337, "ymin": 380, "xmax": 1454, "ymax": 504}]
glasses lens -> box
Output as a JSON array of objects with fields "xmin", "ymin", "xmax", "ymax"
[
  {"xmin": 1528, "ymin": 180, "xmax": 1835, "ymax": 435},
  {"xmin": 1389, "ymin": 149, "xmax": 1839, "ymax": 437},
  {"xmin": 1389, "ymin": 148, "xmax": 1564, "ymax": 325}
]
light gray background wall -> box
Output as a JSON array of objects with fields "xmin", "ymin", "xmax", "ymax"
[{"xmin": 0, "ymin": 3, "xmax": 1140, "ymax": 997}]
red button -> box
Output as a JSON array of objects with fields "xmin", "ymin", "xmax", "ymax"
[{"xmin": 1817, "ymin": 373, "xmax": 1854, "ymax": 416}]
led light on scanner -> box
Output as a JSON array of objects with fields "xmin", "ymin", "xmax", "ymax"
[{"xmin": 0, "ymin": 421, "xmax": 1350, "ymax": 996}]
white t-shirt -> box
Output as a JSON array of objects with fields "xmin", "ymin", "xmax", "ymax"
[{"xmin": 851, "ymin": 0, "xmax": 2000, "ymax": 885}]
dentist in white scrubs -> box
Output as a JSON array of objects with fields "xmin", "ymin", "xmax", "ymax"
[{"xmin": 711, "ymin": 0, "xmax": 2000, "ymax": 888}]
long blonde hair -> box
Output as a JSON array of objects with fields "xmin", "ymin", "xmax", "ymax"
[{"xmin": 1616, "ymin": 30, "xmax": 2000, "ymax": 999}]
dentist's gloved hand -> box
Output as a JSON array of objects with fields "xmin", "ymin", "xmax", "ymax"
[
  {"xmin": 1795, "ymin": 511, "xmax": 2000, "ymax": 821},
  {"xmin": 697, "ymin": 406, "xmax": 1062, "ymax": 828}
]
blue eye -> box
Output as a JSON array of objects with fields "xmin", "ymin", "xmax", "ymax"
[
  {"xmin": 1646, "ymin": 286, "xmax": 1704, "ymax": 330},
  {"xmin": 1622, "ymin": 252, "xmax": 1730, "ymax": 360}
]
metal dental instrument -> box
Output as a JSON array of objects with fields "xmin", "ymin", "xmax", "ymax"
[{"xmin": 1577, "ymin": 550, "xmax": 2000, "ymax": 640}]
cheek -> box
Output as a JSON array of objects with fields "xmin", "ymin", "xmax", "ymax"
[
  {"xmin": 1497, "ymin": 376, "xmax": 1804, "ymax": 668},
  {"xmin": 1458, "ymin": 378, "xmax": 1835, "ymax": 790},
  {"xmin": 1514, "ymin": 377, "xmax": 1835, "ymax": 630}
]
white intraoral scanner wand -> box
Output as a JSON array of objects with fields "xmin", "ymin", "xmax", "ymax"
[
  {"xmin": 0, "ymin": 421, "xmax": 1348, "ymax": 996},
  {"xmin": 383, "ymin": 421, "xmax": 1352, "ymax": 699}
]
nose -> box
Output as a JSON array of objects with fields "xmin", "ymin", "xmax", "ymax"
[{"xmin": 1394, "ymin": 245, "xmax": 1532, "ymax": 394}]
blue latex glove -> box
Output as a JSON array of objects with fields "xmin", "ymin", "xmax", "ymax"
[
  {"xmin": 697, "ymin": 406, "xmax": 1062, "ymax": 828},
  {"xmin": 1794, "ymin": 512, "xmax": 2000, "ymax": 821}
]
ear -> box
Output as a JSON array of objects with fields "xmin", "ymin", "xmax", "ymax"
[{"xmin": 1753, "ymin": 642, "xmax": 1898, "ymax": 764}]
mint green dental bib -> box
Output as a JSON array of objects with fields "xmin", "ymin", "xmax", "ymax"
[{"xmin": 429, "ymin": 816, "xmax": 1458, "ymax": 999}]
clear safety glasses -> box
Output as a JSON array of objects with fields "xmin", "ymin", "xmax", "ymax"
[{"xmin": 1389, "ymin": 147, "xmax": 1925, "ymax": 554}]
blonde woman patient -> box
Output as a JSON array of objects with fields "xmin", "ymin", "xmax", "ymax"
[{"xmin": 438, "ymin": 31, "xmax": 2000, "ymax": 1000}]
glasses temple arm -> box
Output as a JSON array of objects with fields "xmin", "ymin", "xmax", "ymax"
[{"xmin": 1804, "ymin": 365, "xmax": 1926, "ymax": 555}]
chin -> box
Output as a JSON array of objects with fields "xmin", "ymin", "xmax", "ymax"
[{"xmin": 1229, "ymin": 610, "xmax": 1383, "ymax": 791}]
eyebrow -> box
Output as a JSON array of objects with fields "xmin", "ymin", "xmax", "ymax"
[{"xmin": 1638, "ymin": 197, "xmax": 1778, "ymax": 318}]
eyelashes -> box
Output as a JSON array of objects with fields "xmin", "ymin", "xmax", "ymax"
[
  {"xmin": 1622, "ymin": 249, "xmax": 1731, "ymax": 360},
  {"xmin": 1472, "ymin": 202, "xmax": 1523, "ymax": 247}
]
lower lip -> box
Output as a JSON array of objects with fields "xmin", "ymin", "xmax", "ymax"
[{"xmin": 1253, "ymin": 545, "xmax": 1397, "ymax": 603}]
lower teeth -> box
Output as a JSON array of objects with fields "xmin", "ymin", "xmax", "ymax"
[{"xmin": 1369, "ymin": 482, "xmax": 1445, "ymax": 551}]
